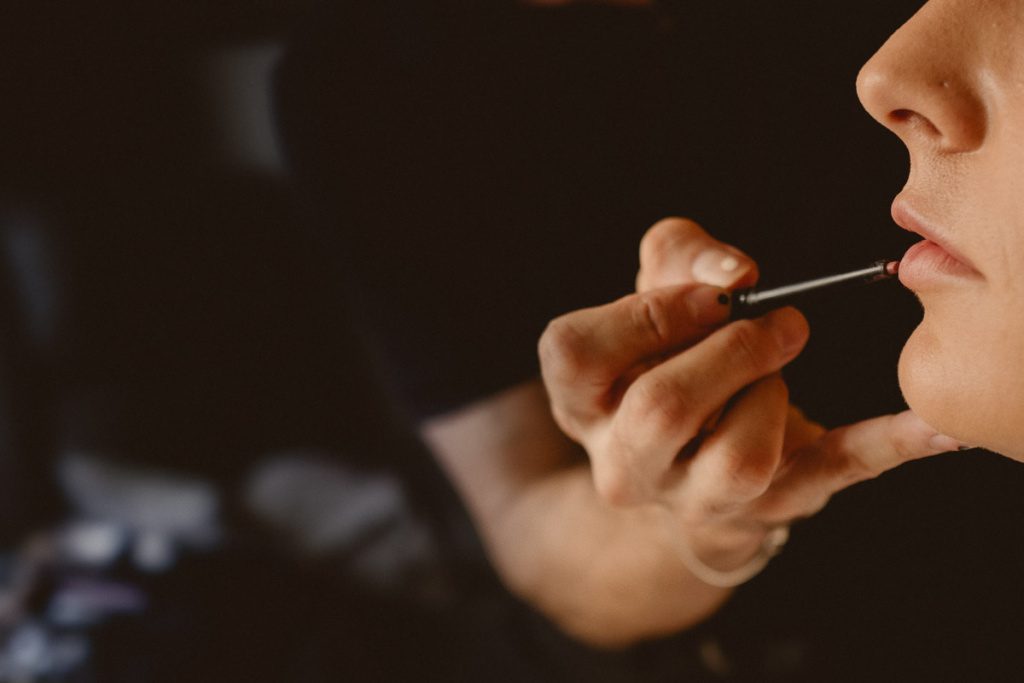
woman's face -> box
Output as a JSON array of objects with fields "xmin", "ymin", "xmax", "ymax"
[{"xmin": 857, "ymin": 0, "xmax": 1024, "ymax": 459}]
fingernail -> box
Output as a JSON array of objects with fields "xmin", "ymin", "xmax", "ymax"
[
  {"xmin": 692, "ymin": 250, "xmax": 749, "ymax": 287},
  {"xmin": 928, "ymin": 434, "xmax": 963, "ymax": 452},
  {"xmin": 765, "ymin": 308, "xmax": 808, "ymax": 356},
  {"xmin": 686, "ymin": 285, "xmax": 732, "ymax": 326}
]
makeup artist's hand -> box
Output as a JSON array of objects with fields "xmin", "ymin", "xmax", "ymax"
[{"xmin": 541, "ymin": 216, "xmax": 961, "ymax": 585}]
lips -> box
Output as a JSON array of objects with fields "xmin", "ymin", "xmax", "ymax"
[{"xmin": 891, "ymin": 197, "xmax": 982, "ymax": 289}]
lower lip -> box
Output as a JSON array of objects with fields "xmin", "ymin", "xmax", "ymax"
[{"xmin": 898, "ymin": 240, "xmax": 979, "ymax": 289}]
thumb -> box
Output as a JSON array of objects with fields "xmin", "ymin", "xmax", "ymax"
[
  {"xmin": 817, "ymin": 409, "xmax": 965, "ymax": 480},
  {"xmin": 756, "ymin": 410, "xmax": 965, "ymax": 523}
]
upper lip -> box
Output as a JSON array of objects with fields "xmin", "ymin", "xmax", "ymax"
[{"xmin": 891, "ymin": 196, "xmax": 980, "ymax": 273}]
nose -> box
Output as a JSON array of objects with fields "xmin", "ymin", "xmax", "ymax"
[{"xmin": 856, "ymin": 2, "xmax": 987, "ymax": 155}]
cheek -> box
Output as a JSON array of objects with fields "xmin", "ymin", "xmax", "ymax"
[{"xmin": 898, "ymin": 294, "xmax": 1024, "ymax": 460}]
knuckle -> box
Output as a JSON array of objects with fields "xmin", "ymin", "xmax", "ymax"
[
  {"xmin": 716, "ymin": 446, "xmax": 774, "ymax": 502},
  {"xmin": 722, "ymin": 320, "xmax": 773, "ymax": 372},
  {"xmin": 632, "ymin": 293, "xmax": 673, "ymax": 346},
  {"xmin": 538, "ymin": 315, "xmax": 589, "ymax": 382},
  {"xmin": 625, "ymin": 375, "xmax": 694, "ymax": 437}
]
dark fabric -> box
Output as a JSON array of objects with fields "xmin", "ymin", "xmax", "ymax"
[
  {"xmin": 0, "ymin": 207, "xmax": 65, "ymax": 543},
  {"xmin": 275, "ymin": 1, "xmax": 682, "ymax": 417}
]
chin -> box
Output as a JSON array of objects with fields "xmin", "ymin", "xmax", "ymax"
[
  {"xmin": 897, "ymin": 326, "xmax": 958, "ymax": 435},
  {"xmin": 898, "ymin": 322, "xmax": 1024, "ymax": 462}
]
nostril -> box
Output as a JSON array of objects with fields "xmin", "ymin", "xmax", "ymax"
[{"xmin": 888, "ymin": 108, "xmax": 942, "ymax": 138}]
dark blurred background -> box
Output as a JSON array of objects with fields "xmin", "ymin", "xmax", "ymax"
[{"xmin": 1, "ymin": 1, "xmax": 1022, "ymax": 681}]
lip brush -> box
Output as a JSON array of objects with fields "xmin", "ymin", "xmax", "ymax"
[{"xmin": 729, "ymin": 260, "xmax": 900, "ymax": 319}]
